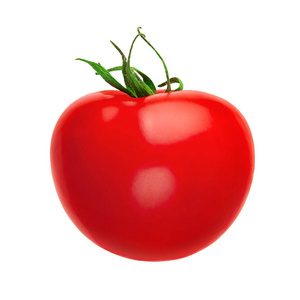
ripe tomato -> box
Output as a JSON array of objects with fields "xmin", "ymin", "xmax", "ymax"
[{"xmin": 50, "ymin": 89, "xmax": 254, "ymax": 261}]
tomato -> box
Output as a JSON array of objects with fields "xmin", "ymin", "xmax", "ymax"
[{"xmin": 50, "ymin": 89, "xmax": 254, "ymax": 261}]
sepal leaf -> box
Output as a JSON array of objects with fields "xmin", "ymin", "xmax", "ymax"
[
  {"xmin": 108, "ymin": 66, "xmax": 157, "ymax": 95},
  {"xmin": 75, "ymin": 58, "xmax": 135, "ymax": 97},
  {"xmin": 158, "ymin": 77, "xmax": 184, "ymax": 92}
]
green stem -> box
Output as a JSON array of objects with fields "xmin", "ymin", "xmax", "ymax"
[
  {"xmin": 137, "ymin": 27, "xmax": 171, "ymax": 92},
  {"xmin": 128, "ymin": 33, "xmax": 141, "ymax": 71},
  {"xmin": 125, "ymin": 33, "xmax": 155, "ymax": 97},
  {"xmin": 76, "ymin": 27, "xmax": 183, "ymax": 98}
]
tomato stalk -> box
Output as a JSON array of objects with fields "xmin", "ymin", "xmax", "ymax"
[
  {"xmin": 137, "ymin": 27, "xmax": 171, "ymax": 93},
  {"xmin": 76, "ymin": 27, "xmax": 183, "ymax": 98}
]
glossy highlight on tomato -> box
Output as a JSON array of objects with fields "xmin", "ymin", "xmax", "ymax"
[{"xmin": 50, "ymin": 90, "xmax": 254, "ymax": 261}]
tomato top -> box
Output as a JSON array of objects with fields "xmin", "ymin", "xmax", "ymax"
[{"xmin": 76, "ymin": 27, "xmax": 183, "ymax": 99}]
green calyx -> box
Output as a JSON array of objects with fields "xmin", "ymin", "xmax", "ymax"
[{"xmin": 76, "ymin": 27, "xmax": 183, "ymax": 98}]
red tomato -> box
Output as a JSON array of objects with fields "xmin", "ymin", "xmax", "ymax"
[{"xmin": 50, "ymin": 89, "xmax": 254, "ymax": 261}]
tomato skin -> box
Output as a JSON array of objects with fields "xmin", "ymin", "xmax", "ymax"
[{"xmin": 50, "ymin": 90, "xmax": 254, "ymax": 261}]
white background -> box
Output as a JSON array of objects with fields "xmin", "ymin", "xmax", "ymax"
[{"xmin": 1, "ymin": 0, "xmax": 299, "ymax": 299}]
